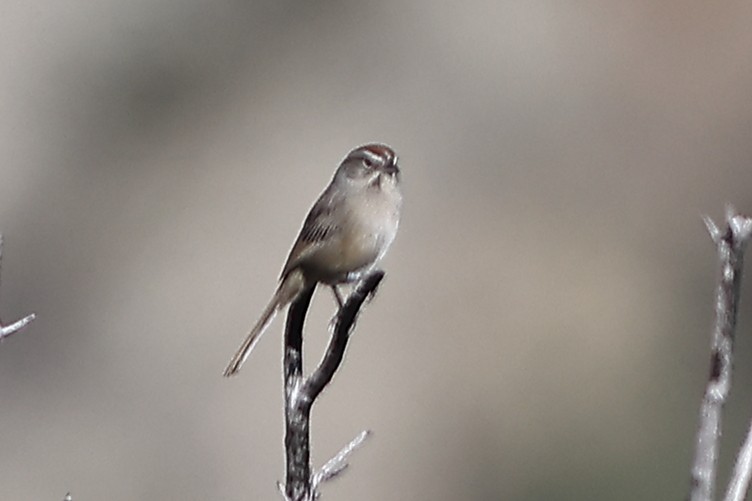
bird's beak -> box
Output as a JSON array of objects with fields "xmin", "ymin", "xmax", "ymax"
[{"xmin": 381, "ymin": 157, "xmax": 400, "ymax": 176}]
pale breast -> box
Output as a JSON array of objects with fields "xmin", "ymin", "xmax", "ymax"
[
  {"xmin": 306, "ymin": 175, "xmax": 401, "ymax": 284},
  {"xmin": 341, "ymin": 183, "xmax": 401, "ymax": 266}
]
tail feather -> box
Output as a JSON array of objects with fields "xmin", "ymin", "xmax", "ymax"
[{"xmin": 223, "ymin": 270, "xmax": 306, "ymax": 377}]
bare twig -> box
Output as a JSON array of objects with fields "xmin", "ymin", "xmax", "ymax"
[
  {"xmin": 725, "ymin": 417, "xmax": 752, "ymax": 501},
  {"xmin": 281, "ymin": 271, "xmax": 384, "ymax": 501},
  {"xmin": 689, "ymin": 208, "xmax": 752, "ymax": 501},
  {"xmin": 311, "ymin": 430, "xmax": 372, "ymax": 492},
  {"xmin": 0, "ymin": 313, "xmax": 36, "ymax": 341},
  {"xmin": 0, "ymin": 234, "xmax": 35, "ymax": 341}
]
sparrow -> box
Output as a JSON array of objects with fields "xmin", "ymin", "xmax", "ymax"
[{"xmin": 223, "ymin": 143, "xmax": 402, "ymax": 377}]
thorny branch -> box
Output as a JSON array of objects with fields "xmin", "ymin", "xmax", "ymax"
[{"xmin": 280, "ymin": 271, "xmax": 383, "ymax": 501}]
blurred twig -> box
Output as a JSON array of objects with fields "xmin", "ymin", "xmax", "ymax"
[
  {"xmin": 689, "ymin": 208, "xmax": 752, "ymax": 501},
  {"xmin": 0, "ymin": 234, "xmax": 35, "ymax": 341},
  {"xmin": 0, "ymin": 314, "xmax": 36, "ymax": 341},
  {"xmin": 725, "ymin": 418, "xmax": 752, "ymax": 501},
  {"xmin": 311, "ymin": 430, "xmax": 371, "ymax": 493},
  {"xmin": 280, "ymin": 271, "xmax": 383, "ymax": 501}
]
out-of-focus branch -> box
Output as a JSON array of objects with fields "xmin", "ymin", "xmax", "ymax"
[
  {"xmin": 689, "ymin": 208, "xmax": 752, "ymax": 501},
  {"xmin": 725, "ymin": 417, "xmax": 752, "ymax": 501},
  {"xmin": 280, "ymin": 271, "xmax": 383, "ymax": 501},
  {"xmin": 311, "ymin": 430, "xmax": 371, "ymax": 493},
  {"xmin": 0, "ymin": 234, "xmax": 35, "ymax": 341},
  {"xmin": 0, "ymin": 314, "xmax": 36, "ymax": 341}
]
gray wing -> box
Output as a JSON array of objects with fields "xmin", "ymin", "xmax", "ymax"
[
  {"xmin": 298, "ymin": 203, "xmax": 338, "ymax": 242},
  {"xmin": 280, "ymin": 187, "xmax": 342, "ymax": 279}
]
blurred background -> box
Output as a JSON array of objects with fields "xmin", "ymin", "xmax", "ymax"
[{"xmin": 2, "ymin": 1, "xmax": 752, "ymax": 499}]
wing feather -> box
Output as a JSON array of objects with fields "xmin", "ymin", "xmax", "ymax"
[{"xmin": 279, "ymin": 187, "xmax": 342, "ymax": 279}]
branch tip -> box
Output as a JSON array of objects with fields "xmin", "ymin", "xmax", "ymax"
[
  {"xmin": 312, "ymin": 430, "xmax": 372, "ymax": 490},
  {"xmin": 690, "ymin": 206, "xmax": 752, "ymax": 501},
  {"xmin": 725, "ymin": 204, "xmax": 737, "ymax": 222},
  {"xmin": 703, "ymin": 215, "xmax": 721, "ymax": 244},
  {"xmin": 729, "ymin": 215, "xmax": 752, "ymax": 244},
  {"xmin": 0, "ymin": 313, "xmax": 36, "ymax": 340}
]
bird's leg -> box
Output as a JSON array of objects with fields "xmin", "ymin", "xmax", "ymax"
[
  {"xmin": 330, "ymin": 285, "xmax": 345, "ymax": 309},
  {"xmin": 327, "ymin": 285, "xmax": 346, "ymax": 331}
]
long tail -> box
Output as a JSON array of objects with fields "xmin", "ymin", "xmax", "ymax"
[{"xmin": 223, "ymin": 270, "xmax": 306, "ymax": 377}]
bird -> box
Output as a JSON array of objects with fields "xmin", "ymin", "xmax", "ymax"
[{"xmin": 223, "ymin": 143, "xmax": 403, "ymax": 377}]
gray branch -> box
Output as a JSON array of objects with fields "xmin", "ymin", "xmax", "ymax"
[
  {"xmin": 725, "ymin": 417, "xmax": 752, "ymax": 501},
  {"xmin": 0, "ymin": 313, "xmax": 36, "ymax": 341},
  {"xmin": 280, "ymin": 271, "xmax": 384, "ymax": 501},
  {"xmin": 311, "ymin": 430, "xmax": 372, "ymax": 492},
  {"xmin": 689, "ymin": 208, "xmax": 752, "ymax": 501},
  {"xmin": 0, "ymin": 234, "xmax": 35, "ymax": 341}
]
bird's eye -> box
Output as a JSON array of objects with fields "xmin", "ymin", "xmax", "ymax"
[
  {"xmin": 345, "ymin": 162, "xmax": 366, "ymax": 178},
  {"xmin": 362, "ymin": 158, "xmax": 375, "ymax": 169}
]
